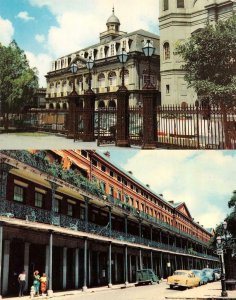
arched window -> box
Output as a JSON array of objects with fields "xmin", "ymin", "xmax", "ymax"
[
  {"xmin": 98, "ymin": 101, "xmax": 105, "ymax": 108},
  {"xmin": 163, "ymin": 42, "xmax": 170, "ymax": 60},
  {"xmin": 108, "ymin": 100, "xmax": 116, "ymax": 108},
  {"xmin": 77, "ymin": 75, "xmax": 83, "ymax": 91},
  {"xmin": 98, "ymin": 73, "xmax": 105, "ymax": 87},
  {"xmin": 108, "ymin": 71, "xmax": 117, "ymax": 86}
]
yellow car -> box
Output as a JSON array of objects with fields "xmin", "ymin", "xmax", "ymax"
[{"xmin": 167, "ymin": 270, "xmax": 200, "ymax": 289}]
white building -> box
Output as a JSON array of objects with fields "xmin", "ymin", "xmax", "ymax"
[
  {"xmin": 159, "ymin": 0, "xmax": 236, "ymax": 105},
  {"xmin": 46, "ymin": 9, "xmax": 160, "ymax": 110}
]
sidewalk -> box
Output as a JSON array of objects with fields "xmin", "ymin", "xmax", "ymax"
[
  {"xmin": 165, "ymin": 281, "xmax": 236, "ymax": 300},
  {"xmin": 4, "ymin": 283, "xmax": 135, "ymax": 300}
]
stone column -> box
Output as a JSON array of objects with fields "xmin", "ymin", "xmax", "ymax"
[
  {"xmin": 47, "ymin": 231, "xmax": 53, "ymax": 296},
  {"xmin": 96, "ymin": 252, "xmax": 100, "ymax": 285},
  {"xmin": 108, "ymin": 242, "xmax": 112, "ymax": 288},
  {"xmin": 139, "ymin": 248, "xmax": 142, "ymax": 270},
  {"xmin": 124, "ymin": 246, "xmax": 128, "ymax": 286},
  {"xmin": 62, "ymin": 247, "xmax": 67, "ymax": 289},
  {"xmin": 2, "ymin": 240, "xmax": 10, "ymax": 296},
  {"xmin": 24, "ymin": 242, "xmax": 30, "ymax": 291},
  {"xmin": 75, "ymin": 248, "xmax": 79, "ymax": 289},
  {"xmin": 82, "ymin": 238, "xmax": 88, "ymax": 291},
  {"xmin": 114, "ymin": 253, "xmax": 118, "ymax": 283},
  {"xmin": 45, "ymin": 246, "xmax": 49, "ymax": 281}
]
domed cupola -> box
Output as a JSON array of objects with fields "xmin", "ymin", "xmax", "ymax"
[
  {"xmin": 106, "ymin": 7, "xmax": 121, "ymax": 32},
  {"xmin": 100, "ymin": 6, "xmax": 126, "ymax": 43},
  {"xmin": 106, "ymin": 7, "xmax": 120, "ymax": 27}
]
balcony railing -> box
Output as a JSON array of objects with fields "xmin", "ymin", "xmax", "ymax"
[
  {"xmin": 1, "ymin": 151, "xmax": 209, "ymax": 247},
  {"xmin": 0, "ymin": 199, "xmax": 217, "ymax": 261}
]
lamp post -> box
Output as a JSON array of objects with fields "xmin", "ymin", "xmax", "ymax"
[
  {"xmin": 216, "ymin": 233, "xmax": 228, "ymax": 297},
  {"xmin": 116, "ymin": 48, "xmax": 130, "ymax": 147},
  {"xmin": 67, "ymin": 63, "xmax": 79, "ymax": 139},
  {"xmin": 141, "ymin": 40, "xmax": 157, "ymax": 149},
  {"xmin": 83, "ymin": 56, "xmax": 96, "ymax": 142}
]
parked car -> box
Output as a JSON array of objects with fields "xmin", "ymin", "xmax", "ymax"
[
  {"xmin": 191, "ymin": 269, "xmax": 208, "ymax": 285},
  {"xmin": 167, "ymin": 270, "xmax": 200, "ymax": 289},
  {"xmin": 213, "ymin": 268, "xmax": 221, "ymax": 280},
  {"xmin": 136, "ymin": 269, "xmax": 159, "ymax": 285},
  {"xmin": 202, "ymin": 268, "xmax": 215, "ymax": 282}
]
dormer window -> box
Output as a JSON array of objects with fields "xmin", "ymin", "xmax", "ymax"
[{"xmin": 163, "ymin": 0, "xmax": 169, "ymax": 11}]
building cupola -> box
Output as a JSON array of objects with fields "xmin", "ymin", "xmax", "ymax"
[{"xmin": 100, "ymin": 6, "xmax": 126, "ymax": 43}]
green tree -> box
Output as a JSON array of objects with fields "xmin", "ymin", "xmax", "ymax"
[
  {"xmin": 226, "ymin": 190, "xmax": 236, "ymax": 236},
  {"xmin": 0, "ymin": 40, "xmax": 38, "ymax": 129},
  {"xmin": 176, "ymin": 16, "xmax": 236, "ymax": 106}
]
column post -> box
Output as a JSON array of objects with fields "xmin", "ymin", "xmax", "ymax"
[
  {"xmin": 24, "ymin": 242, "xmax": 30, "ymax": 291},
  {"xmin": 62, "ymin": 247, "xmax": 67, "ymax": 290},
  {"xmin": 47, "ymin": 231, "xmax": 53, "ymax": 296},
  {"xmin": 108, "ymin": 242, "xmax": 112, "ymax": 288},
  {"xmin": 124, "ymin": 245, "xmax": 128, "ymax": 286},
  {"xmin": 75, "ymin": 248, "xmax": 79, "ymax": 289},
  {"xmin": 82, "ymin": 238, "xmax": 88, "ymax": 291},
  {"xmin": 2, "ymin": 240, "xmax": 10, "ymax": 296}
]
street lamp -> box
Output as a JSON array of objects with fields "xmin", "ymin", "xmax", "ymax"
[
  {"xmin": 86, "ymin": 56, "xmax": 94, "ymax": 91},
  {"xmin": 83, "ymin": 56, "xmax": 95, "ymax": 142},
  {"xmin": 67, "ymin": 63, "xmax": 79, "ymax": 139},
  {"xmin": 142, "ymin": 39, "xmax": 155, "ymax": 89},
  {"xmin": 70, "ymin": 63, "xmax": 78, "ymax": 92},
  {"xmin": 117, "ymin": 48, "xmax": 128, "ymax": 87}
]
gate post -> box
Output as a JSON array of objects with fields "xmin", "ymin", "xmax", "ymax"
[
  {"xmin": 67, "ymin": 91, "xmax": 79, "ymax": 139},
  {"xmin": 83, "ymin": 90, "xmax": 95, "ymax": 142},
  {"xmin": 116, "ymin": 86, "xmax": 130, "ymax": 147},
  {"xmin": 142, "ymin": 88, "xmax": 157, "ymax": 149}
]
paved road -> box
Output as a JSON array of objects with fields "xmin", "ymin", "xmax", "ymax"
[{"xmin": 51, "ymin": 282, "xmax": 197, "ymax": 300}]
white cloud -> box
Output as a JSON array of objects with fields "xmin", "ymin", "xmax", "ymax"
[
  {"xmin": 35, "ymin": 34, "xmax": 45, "ymax": 43},
  {"xmin": 29, "ymin": 0, "xmax": 159, "ymax": 57},
  {"xmin": 16, "ymin": 11, "xmax": 35, "ymax": 21},
  {"xmin": 25, "ymin": 51, "xmax": 52, "ymax": 87},
  {"xmin": 0, "ymin": 16, "xmax": 14, "ymax": 46},
  {"xmin": 122, "ymin": 151, "xmax": 236, "ymax": 229}
]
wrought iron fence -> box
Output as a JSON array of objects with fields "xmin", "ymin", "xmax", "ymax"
[
  {"xmin": 157, "ymin": 104, "xmax": 236, "ymax": 149},
  {"xmin": 0, "ymin": 199, "xmax": 217, "ymax": 261},
  {"xmin": 129, "ymin": 105, "xmax": 143, "ymax": 146},
  {"xmin": 97, "ymin": 107, "xmax": 117, "ymax": 146}
]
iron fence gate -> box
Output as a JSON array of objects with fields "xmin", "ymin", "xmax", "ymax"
[
  {"xmin": 97, "ymin": 107, "xmax": 117, "ymax": 146},
  {"xmin": 129, "ymin": 105, "xmax": 143, "ymax": 146}
]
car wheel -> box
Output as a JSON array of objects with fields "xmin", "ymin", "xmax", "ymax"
[{"xmin": 170, "ymin": 285, "xmax": 174, "ymax": 289}]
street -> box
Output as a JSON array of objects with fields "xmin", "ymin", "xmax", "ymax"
[{"xmin": 37, "ymin": 281, "xmax": 235, "ymax": 300}]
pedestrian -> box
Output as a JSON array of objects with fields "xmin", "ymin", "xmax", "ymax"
[
  {"xmin": 18, "ymin": 270, "xmax": 26, "ymax": 297},
  {"xmin": 33, "ymin": 271, "xmax": 40, "ymax": 296},
  {"xmin": 40, "ymin": 273, "xmax": 47, "ymax": 295}
]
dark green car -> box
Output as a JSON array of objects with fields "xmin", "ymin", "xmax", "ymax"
[{"xmin": 136, "ymin": 269, "xmax": 160, "ymax": 285}]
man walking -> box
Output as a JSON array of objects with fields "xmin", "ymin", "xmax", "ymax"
[{"xmin": 18, "ymin": 270, "xmax": 26, "ymax": 297}]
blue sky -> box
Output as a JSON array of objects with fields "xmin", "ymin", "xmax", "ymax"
[
  {"xmin": 100, "ymin": 150, "xmax": 236, "ymax": 229},
  {"xmin": 0, "ymin": 0, "xmax": 159, "ymax": 86}
]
